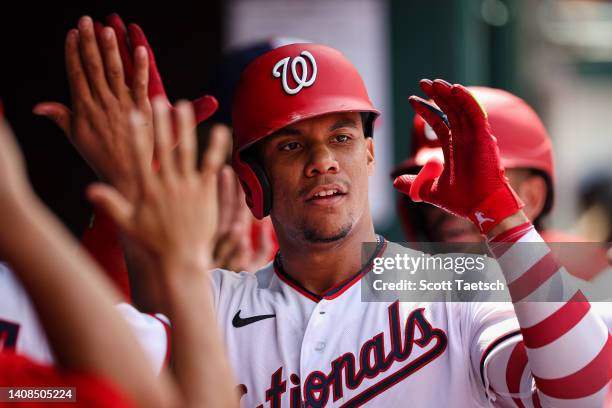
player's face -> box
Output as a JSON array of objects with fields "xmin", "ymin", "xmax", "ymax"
[
  {"xmin": 418, "ymin": 168, "xmax": 530, "ymax": 243},
  {"xmin": 422, "ymin": 206, "xmax": 482, "ymax": 242},
  {"xmin": 258, "ymin": 112, "xmax": 374, "ymax": 244}
]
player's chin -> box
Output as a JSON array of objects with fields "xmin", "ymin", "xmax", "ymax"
[{"xmin": 301, "ymin": 219, "xmax": 353, "ymax": 244}]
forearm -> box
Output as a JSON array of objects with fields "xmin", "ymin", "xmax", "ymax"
[
  {"xmin": 486, "ymin": 219, "xmax": 611, "ymax": 406},
  {"xmin": 161, "ymin": 258, "xmax": 238, "ymax": 408},
  {"xmin": 0, "ymin": 197, "xmax": 177, "ymax": 408},
  {"xmin": 121, "ymin": 236, "xmax": 169, "ymax": 314}
]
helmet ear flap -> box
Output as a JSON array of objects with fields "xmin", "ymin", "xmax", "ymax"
[
  {"xmin": 244, "ymin": 155, "xmax": 272, "ymax": 217},
  {"xmin": 232, "ymin": 150, "xmax": 272, "ymax": 219}
]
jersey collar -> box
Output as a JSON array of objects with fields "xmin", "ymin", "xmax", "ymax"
[{"xmin": 273, "ymin": 235, "xmax": 387, "ymax": 302}]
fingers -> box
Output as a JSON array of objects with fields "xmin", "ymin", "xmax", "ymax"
[
  {"xmin": 129, "ymin": 111, "xmax": 155, "ymax": 195},
  {"xmin": 216, "ymin": 165, "xmax": 236, "ymax": 237},
  {"xmin": 98, "ymin": 27, "xmax": 129, "ymax": 99},
  {"xmin": 105, "ymin": 13, "xmax": 134, "ymax": 84},
  {"xmin": 132, "ymin": 46, "xmax": 149, "ymax": 109},
  {"xmin": 393, "ymin": 159, "xmax": 443, "ymax": 203},
  {"xmin": 175, "ymin": 101, "xmax": 197, "ymax": 176},
  {"xmin": 408, "ymin": 96, "xmax": 450, "ymax": 139},
  {"xmin": 201, "ymin": 124, "xmax": 230, "ymax": 177},
  {"xmin": 420, "ymin": 79, "xmax": 459, "ymax": 130},
  {"xmin": 128, "ymin": 24, "xmax": 164, "ymax": 99},
  {"xmin": 87, "ymin": 183, "xmax": 134, "ymax": 235},
  {"xmin": 430, "ymin": 80, "xmax": 460, "ymax": 127},
  {"xmin": 76, "ymin": 16, "xmax": 114, "ymax": 104},
  {"xmin": 419, "ymin": 79, "xmax": 434, "ymax": 98},
  {"xmin": 393, "ymin": 174, "xmax": 417, "ymax": 198},
  {"xmin": 408, "ymin": 96, "xmax": 452, "ymax": 167},
  {"xmin": 451, "ymin": 85, "xmax": 488, "ymax": 131},
  {"xmin": 191, "ymin": 95, "xmax": 219, "ymax": 124},
  {"xmin": 32, "ymin": 102, "xmax": 73, "ymax": 138},
  {"xmin": 252, "ymin": 219, "xmax": 275, "ymax": 266},
  {"xmin": 65, "ymin": 29, "xmax": 93, "ymax": 108},
  {"xmin": 152, "ymin": 98, "xmax": 176, "ymax": 181},
  {"xmin": 213, "ymin": 227, "xmax": 250, "ymax": 271},
  {"xmin": 93, "ymin": 22, "xmax": 105, "ymax": 47}
]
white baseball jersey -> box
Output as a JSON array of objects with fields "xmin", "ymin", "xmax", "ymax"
[
  {"xmin": 0, "ymin": 262, "xmax": 170, "ymax": 373},
  {"xmin": 210, "ymin": 238, "xmax": 519, "ymax": 407}
]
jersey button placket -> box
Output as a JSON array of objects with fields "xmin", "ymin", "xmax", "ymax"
[{"xmin": 300, "ymin": 300, "xmax": 329, "ymax": 384}]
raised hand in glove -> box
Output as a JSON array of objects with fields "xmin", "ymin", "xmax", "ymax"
[
  {"xmin": 393, "ymin": 79, "xmax": 524, "ymax": 234},
  {"xmin": 103, "ymin": 13, "xmax": 218, "ymax": 130}
]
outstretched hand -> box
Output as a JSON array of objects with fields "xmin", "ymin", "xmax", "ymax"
[
  {"xmin": 103, "ymin": 13, "xmax": 218, "ymax": 131},
  {"xmin": 87, "ymin": 98, "xmax": 228, "ymax": 272},
  {"xmin": 33, "ymin": 16, "xmax": 153, "ymax": 200},
  {"xmin": 393, "ymin": 79, "xmax": 524, "ymax": 234}
]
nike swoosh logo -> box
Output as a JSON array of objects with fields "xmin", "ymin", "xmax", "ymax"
[{"xmin": 232, "ymin": 310, "xmax": 276, "ymax": 328}]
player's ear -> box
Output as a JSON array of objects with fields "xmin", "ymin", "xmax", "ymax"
[{"xmin": 366, "ymin": 137, "xmax": 375, "ymax": 176}]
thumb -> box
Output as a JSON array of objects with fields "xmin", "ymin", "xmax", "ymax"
[
  {"xmin": 393, "ymin": 159, "xmax": 443, "ymax": 203},
  {"xmin": 86, "ymin": 183, "xmax": 134, "ymax": 236},
  {"xmin": 191, "ymin": 95, "xmax": 219, "ymax": 124},
  {"xmin": 393, "ymin": 174, "xmax": 417, "ymax": 197},
  {"xmin": 33, "ymin": 102, "xmax": 72, "ymax": 138}
]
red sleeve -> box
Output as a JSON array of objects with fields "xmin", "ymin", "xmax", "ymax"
[{"xmin": 0, "ymin": 351, "xmax": 135, "ymax": 408}]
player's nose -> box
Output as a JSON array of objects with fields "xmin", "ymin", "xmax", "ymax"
[{"xmin": 304, "ymin": 144, "xmax": 339, "ymax": 177}]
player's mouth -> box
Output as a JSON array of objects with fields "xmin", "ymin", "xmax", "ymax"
[{"xmin": 304, "ymin": 184, "xmax": 347, "ymax": 206}]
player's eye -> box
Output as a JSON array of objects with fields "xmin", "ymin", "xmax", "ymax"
[
  {"xmin": 280, "ymin": 141, "xmax": 301, "ymax": 151},
  {"xmin": 333, "ymin": 134, "xmax": 352, "ymax": 143}
]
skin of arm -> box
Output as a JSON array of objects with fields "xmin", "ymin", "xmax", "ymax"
[{"xmin": 0, "ymin": 119, "xmax": 178, "ymax": 408}]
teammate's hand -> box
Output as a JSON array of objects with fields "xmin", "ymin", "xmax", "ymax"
[
  {"xmin": 87, "ymin": 98, "xmax": 228, "ymax": 272},
  {"xmin": 103, "ymin": 13, "xmax": 218, "ymax": 135},
  {"xmin": 393, "ymin": 79, "xmax": 524, "ymax": 234},
  {"xmin": 214, "ymin": 163, "xmax": 275, "ymax": 272},
  {"xmin": 33, "ymin": 16, "xmax": 153, "ymax": 200}
]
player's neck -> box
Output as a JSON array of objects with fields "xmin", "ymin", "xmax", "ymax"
[{"xmin": 275, "ymin": 217, "xmax": 377, "ymax": 296}]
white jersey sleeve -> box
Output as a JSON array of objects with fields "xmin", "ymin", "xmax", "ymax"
[
  {"xmin": 0, "ymin": 262, "xmax": 53, "ymax": 365},
  {"xmin": 115, "ymin": 303, "xmax": 171, "ymax": 374},
  {"xmin": 0, "ymin": 262, "xmax": 170, "ymax": 374}
]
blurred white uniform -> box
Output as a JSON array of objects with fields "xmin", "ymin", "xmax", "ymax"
[{"xmin": 0, "ymin": 262, "xmax": 170, "ymax": 373}]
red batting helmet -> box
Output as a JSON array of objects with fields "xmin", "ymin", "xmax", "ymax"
[{"xmin": 232, "ymin": 43, "xmax": 380, "ymax": 219}]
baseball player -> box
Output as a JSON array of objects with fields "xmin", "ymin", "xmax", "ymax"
[{"xmin": 22, "ymin": 15, "xmax": 611, "ymax": 407}]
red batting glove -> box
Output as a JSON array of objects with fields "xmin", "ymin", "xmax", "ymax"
[
  {"xmin": 103, "ymin": 13, "xmax": 218, "ymax": 127},
  {"xmin": 393, "ymin": 79, "xmax": 524, "ymax": 234}
]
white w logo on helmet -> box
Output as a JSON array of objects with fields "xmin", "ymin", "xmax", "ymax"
[{"xmin": 272, "ymin": 51, "xmax": 317, "ymax": 95}]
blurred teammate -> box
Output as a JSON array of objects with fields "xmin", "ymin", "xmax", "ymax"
[
  {"xmin": 0, "ymin": 99, "xmax": 238, "ymax": 406},
  {"xmin": 393, "ymin": 87, "xmax": 556, "ymax": 243},
  {"xmin": 393, "ymin": 87, "xmax": 611, "ymax": 282}
]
